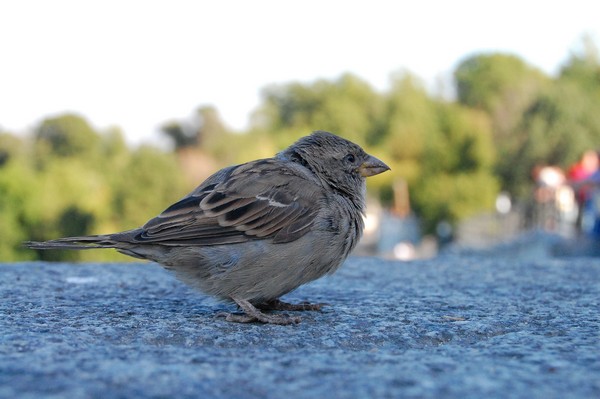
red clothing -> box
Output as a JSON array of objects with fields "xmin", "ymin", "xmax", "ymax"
[
  {"xmin": 568, "ymin": 163, "xmax": 593, "ymax": 181},
  {"xmin": 568, "ymin": 163, "xmax": 596, "ymax": 203}
]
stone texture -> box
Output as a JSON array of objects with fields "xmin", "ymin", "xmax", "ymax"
[{"xmin": 1, "ymin": 255, "xmax": 599, "ymax": 398}]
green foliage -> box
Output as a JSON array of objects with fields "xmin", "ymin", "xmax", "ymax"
[
  {"xmin": 455, "ymin": 43, "xmax": 600, "ymax": 199},
  {"xmin": 503, "ymin": 80, "xmax": 600, "ymax": 196},
  {"xmin": 35, "ymin": 113, "xmax": 101, "ymax": 158},
  {"xmin": 259, "ymin": 73, "xmax": 383, "ymax": 146},
  {"xmin": 3, "ymin": 37, "xmax": 600, "ymax": 258},
  {"xmin": 412, "ymin": 104, "xmax": 498, "ymax": 232},
  {"xmin": 560, "ymin": 35, "xmax": 600, "ymax": 96},
  {"xmin": 454, "ymin": 53, "xmax": 549, "ymax": 148},
  {"xmin": 0, "ymin": 115, "xmax": 187, "ymax": 261},
  {"xmin": 455, "ymin": 53, "xmax": 547, "ymax": 113},
  {"xmin": 0, "ymin": 157, "xmax": 40, "ymax": 260},
  {"xmin": 253, "ymin": 70, "xmax": 499, "ymax": 234},
  {"xmin": 0, "ymin": 133, "xmax": 25, "ymax": 166},
  {"xmin": 112, "ymin": 145, "xmax": 186, "ymax": 228}
]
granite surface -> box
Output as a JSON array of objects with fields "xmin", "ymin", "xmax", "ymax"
[{"xmin": 1, "ymin": 254, "xmax": 599, "ymax": 398}]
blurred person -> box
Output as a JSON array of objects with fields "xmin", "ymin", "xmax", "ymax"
[
  {"xmin": 532, "ymin": 165, "xmax": 566, "ymax": 230},
  {"xmin": 568, "ymin": 150, "xmax": 600, "ymax": 232},
  {"xmin": 567, "ymin": 150, "xmax": 599, "ymax": 181},
  {"xmin": 577, "ymin": 163, "xmax": 600, "ymax": 237}
]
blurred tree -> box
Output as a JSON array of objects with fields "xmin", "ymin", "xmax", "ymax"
[
  {"xmin": 412, "ymin": 103, "xmax": 498, "ymax": 232},
  {"xmin": 100, "ymin": 127, "xmax": 130, "ymax": 175},
  {"xmin": 0, "ymin": 133, "xmax": 25, "ymax": 166},
  {"xmin": 560, "ymin": 35, "xmax": 600, "ymax": 95},
  {"xmin": 454, "ymin": 53, "xmax": 551, "ymax": 196},
  {"xmin": 35, "ymin": 113, "xmax": 101, "ymax": 159},
  {"xmin": 504, "ymin": 81, "xmax": 600, "ymax": 196},
  {"xmin": 498, "ymin": 38, "xmax": 600, "ymax": 196},
  {"xmin": 363, "ymin": 73, "xmax": 437, "ymax": 205},
  {"xmin": 258, "ymin": 73, "xmax": 383, "ymax": 145},
  {"xmin": 59, "ymin": 205, "xmax": 95, "ymax": 237},
  {"xmin": 7, "ymin": 41, "xmax": 600, "ymax": 260},
  {"xmin": 160, "ymin": 106, "xmax": 233, "ymax": 188},
  {"xmin": 35, "ymin": 205, "xmax": 97, "ymax": 262},
  {"xmin": 455, "ymin": 54, "xmax": 547, "ymax": 115},
  {"xmin": 378, "ymin": 73, "xmax": 437, "ymax": 178},
  {"xmin": 161, "ymin": 121, "xmax": 198, "ymax": 149},
  {"xmin": 196, "ymin": 105, "xmax": 227, "ymax": 138},
  {"xmin": 112, "ymin": 145, "xmax": 186, "ymax": 229},
  {"xmin": 161, "ymin": 105, "xmax": 228, "ymax": 151},
  {"xmin": 0, "ymin": 114, "xmax": 189, "ymax": 261},
  {"xmin": 0, "ymin": 156, "xmax": 40, "ymax": 260},
  {"xmin": 255, "ymin": 71, "xmax": 499, "ymax": 233},
  {"xmin": 196, "ymin": 105, "xmax": 235, "ymax": 157},
  {"xmin": 454, "ymin": 53, "xmax": 548, "ymax": 145}
]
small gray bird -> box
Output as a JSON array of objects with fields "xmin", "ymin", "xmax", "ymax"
[{"xmin": 26, "ymin": 131, "xmax": 390, "ymax": 325}]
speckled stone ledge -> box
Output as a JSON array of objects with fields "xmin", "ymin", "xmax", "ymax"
[{"xmin": 1, "ymin": 255, "xmax": 598, "ymax": 398}]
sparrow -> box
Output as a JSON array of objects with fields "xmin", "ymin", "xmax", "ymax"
[{"xmin": 26, "ymin": 131, "xmax": 390, "ymax": 325}]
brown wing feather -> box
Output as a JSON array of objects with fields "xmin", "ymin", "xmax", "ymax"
[{"xmin": 133, "ymin": 159, "xmax": 322, "ymax": 246}]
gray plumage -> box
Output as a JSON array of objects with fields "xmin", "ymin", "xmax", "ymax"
[{"xmin": 25, "ymin": 131, "xmax": 390, "ymax": 324}]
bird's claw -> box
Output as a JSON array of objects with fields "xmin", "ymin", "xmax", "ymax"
[
  {"xmin": 217, "ymin": 297, "xmax": 302, "ymax": 325},
  {"xmin": 217, "ymin": 311, "xmax": 300, "ymax": 325},
  {"xmin": 257, "ymin": 299, "xmax": 328, "ymax": 311}
]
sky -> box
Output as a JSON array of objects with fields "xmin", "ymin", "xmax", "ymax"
[{"xmin": 1, "ymin": 0, "xmax": 599, "ymax": 145}]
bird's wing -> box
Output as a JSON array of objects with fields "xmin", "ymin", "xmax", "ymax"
[{"xmin": 133, "ymin": 159, "xmax": 322, "ymax": 246}]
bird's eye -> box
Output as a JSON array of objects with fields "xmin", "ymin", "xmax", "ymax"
[{"xmin": 344, "ymin": 154, "xmax": 356, "ymax": 164}]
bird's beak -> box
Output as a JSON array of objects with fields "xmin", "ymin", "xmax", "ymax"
[{"xmin": 358, "ymin": 155, "xmax": 391, "ymax": 177}]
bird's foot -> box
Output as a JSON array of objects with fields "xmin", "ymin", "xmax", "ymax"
[
  {"xmin": 257, "ymin": 298, "xmax": 327, "ymax": 312},
  {"xmin": 218, "ymin": 297, "xmax": 301, "ymax": 325}
]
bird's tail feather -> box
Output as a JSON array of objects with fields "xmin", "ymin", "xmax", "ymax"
[{"xmin": 24, "ymin": 235, "xmax": 120, "ymax": 250}]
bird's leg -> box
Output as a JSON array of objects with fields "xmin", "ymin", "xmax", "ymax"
[
  {"xmin": 221, "ymin": 297, "xmax": 301, "ymax": 325},
  {"xmin": 257, "ymin": 298, "xmax": 327, "ymax": 311}
]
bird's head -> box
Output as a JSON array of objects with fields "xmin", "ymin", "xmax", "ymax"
[{"xmin": 278, "ymin": 131, "xmax": 390, "ymax": 201}]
